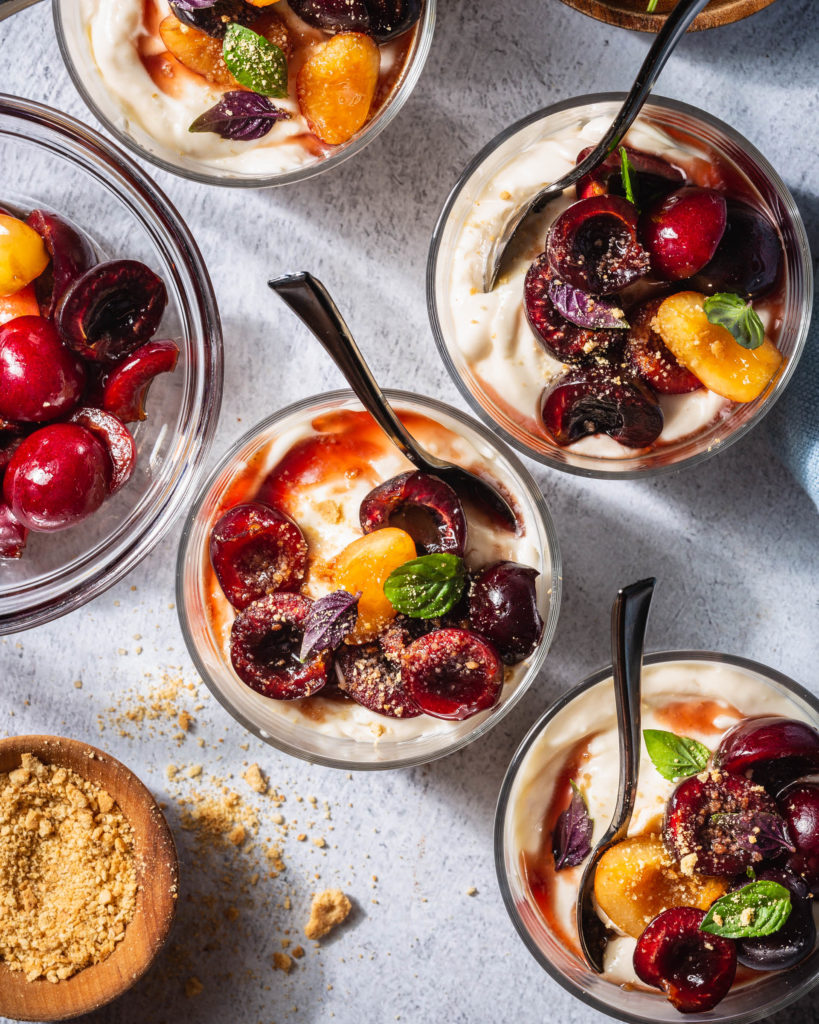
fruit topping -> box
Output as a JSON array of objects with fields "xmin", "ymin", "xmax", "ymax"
[
  {"xmin": 56, "ymin": 260, "xmax": 168, "ymax": 363},
  {"xmin": 714, "ymin": 716, "xmax": 819, "ymax": 791},
  {"xmin": 546, "ymin": 196, "xmax": 650, "ymax": 295},
  {"xmin": 468, "ymin": 561, "xmax": 542, "ymax": 665},
  {"xmin": 102, "ymin": 339, "xmax": 180, "ymax": 422},
  {"xmin": 778, "ymin": 779, "xmax": 819, "ymax": 888},
  {"xmin": 732, "ymin": 868, "xmax": 815, "ymax": 971},
  {"xmin": 333, "ymin": 527, "xmax": 416, "ymax": 642},
  {"xmin": 334, "ymin": 642, "xmax": 422, "ymax": 718},
  {"xmin": 663, "ymin": 769, "xmax": 779, "ymax": 876},
  {"xmin": 0, "ymin": 502, "xmax": 27, "ymax": 558},
  {"xmin": 359, "ymin": 471, "xmax": 467, "ymax": 556},
  {"xmin": 26, "ymin": 210, "xmax": 95, "ymax": 319},
  {"xmin": 691, "ymin": 200, "xmax": 783, "ymax": 299},
  {"xmin": 3, "ymin": 423, "xmax": 111, "ymax": 532},
  {"xmin": 625, "ymin": 297, "xmax": 703, "ymax": 394},
  {"xmin": 0, "ymin": 283, "xmax": 40, "ymax": 327},
  {"xmin": 595, "ymin": 834, "xmax": 729, "ymax": 939},
  {"xmin": 170, "ymin": 0, "xmax": 260, "ymax": 38},
  {"xmin": 0, "ymin": 214, "xmax": 49, "ymax": 297},
  {"xmin": 633, "ymin": 906, "xmax": 736, "ymax": 1013},
  {"xmin": 401, "ymin": 628, "xmax": 502, "ymax": 720},
  {"xmin": 540, "ymin": 366, "xmax": 663, "ymax": 448},
  {"xmin": 0, "ymin": 316, "xmax": 86, "ymax": 423},
  {"xmin": 0, "ymin": 429, "xmax": 24, "ymax": 475},
  {"xmin": 297, "ymin": 33, "xmax": 381, "ymax": 146},
  {"xmin": 210, "ymin": 501, "xmax": 308, "ymax": 610},
  {"xmin": 524, "ymin": 256, "xmax": 623, "ymax": 363},
  {"xmin": 290, "ymin": 0, "xmax": 420, "ymax": 40},
  {"xmin": 160, "ymin": 13, "xmax": 239, "ymax": 86},
  {"xmin": 654, "ymin": 291, "xmax": 782, "ymax": 402},
  {"xmin": 575, "ymin": 145, "xmax": 685, "ymax": 204},
  {"xmin": 68, "ymin": 407, "xmax": 136, "ymax": 496},
  {"xmin": 229, "ymin": 592, "xmax": 328, "ymax": 699},
  {"xmin": 641, "ymin": 187, "xmax": 727, "ymax": 280}
]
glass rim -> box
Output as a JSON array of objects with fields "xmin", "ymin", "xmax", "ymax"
[
  {"xmin": 493, "ymin": 649, "xmax": 819, "ymax": 1023},
  {"xmin": 426, "ymin": 91, "xmax": 814, "ymax": 480},
  {"xmin": 0, "ymin": 93, "xmax": 223, "ymax": 633},
  {"xmin": 176, "ymin": 386, "xmax": 563, "ymax": 771},
  {"xmin": 52, "ymin": 0, "xmax": 437, "ymax": 189}
]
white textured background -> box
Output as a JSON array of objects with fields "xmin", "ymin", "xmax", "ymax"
[{"xmin": 0, "ymin": 1, "xmax": 818, "ymax": 1022}]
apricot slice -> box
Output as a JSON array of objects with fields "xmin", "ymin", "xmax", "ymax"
[
  {"xmin": 653, "ymin": 291, "xmax": 782, "ymax": 403},
  {"xmin": 297, "ymin": 32, "xmax": 380, "ymax": 145},
  {"xmin": 594, "ymin": 833, "xmax": 728, "ymax": 939},
  {"xmin": 0, "ymin": 215, "xmax": 49, "ymax": 298},
  {"xmin": 333, "ymin": 527, "xmax": 416, "ymax": 642}
]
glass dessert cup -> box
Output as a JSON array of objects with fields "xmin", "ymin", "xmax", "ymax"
[
  {"xmin": 0, "ymin": 95, "xmax": 223, "ymax": 634},
  {"xmin": 176, "ymin": 389, "xmax": 561, "ymax": 770},
  {"xmin": 495, "ymin": 651, "xmax": 819, "ymax": 1024},
  {"xmin": 427, "ymin": 94, "xmax": 813, "ymax": 479},
  {"xmin": 53, "ymin": 0, "xmax": 436, "ymax": 188}
]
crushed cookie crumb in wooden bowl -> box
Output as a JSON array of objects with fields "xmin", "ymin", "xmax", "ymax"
[{"xmin": 0, "ymin": 735, "xmax": 179, "ymax": 1022}]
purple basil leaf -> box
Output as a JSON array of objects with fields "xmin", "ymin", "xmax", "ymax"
[
  {"xmin": 299, "ymin": 590, "xmax": 361, "ymax": 662},
  {"xmin": 189, "ymin": 91, "xmax": 291, "ymax": 142},
  {"xmin": 552, "ymin": 781, "xmax": 593, "ymax": 870},
  {"xmin": 710, "ymin": 811, "xmax": 796, "ymax": 858},
  {"xmin": 548, "ymin": 277, "xmax": 629, "ymax": 331},
  {"xmin": 173, "ymin": 0, "xmax": 218, "ymax": 9}
]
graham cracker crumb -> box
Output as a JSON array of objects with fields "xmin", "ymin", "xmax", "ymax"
[
  {"xmin": 243, "ymin": 763, "xmax": 267, "ymax": 795},
  {"xmin": 304, "ymin": 889, "xmax": 352, "ymax": 940},
  {"xmin": 272, "ymin": 952, "xmax": 293, "ymax": 972},
  {"xmin": 185, "ymin": 976, "xmax": 203, "ymax": 997},
  {"xmin": 291, "ymin": 945, "xmax": 305, "ymax": 959}
]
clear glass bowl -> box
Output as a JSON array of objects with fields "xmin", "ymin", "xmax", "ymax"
[
  {"xmin": 495, "ymin": 651, "xmax": 819, "ymax": 1024},
  {"xmin": 176, "ymin": 389, "xmax": 562, "ymax": 770},
  {"xmin": 0, "ymin": 95, "xmax": 223, "ymax": 633},
  {"xmin": 427, "ymin": 94, "xmax": 813, "ymax": 479},
  {"xmin": 53, "ymin": 0, "xmax": 436, "ymax": 187}
]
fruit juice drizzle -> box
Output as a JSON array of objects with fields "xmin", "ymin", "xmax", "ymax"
[{"xmin": 138, "ymin": 0, "xmax": 415, "ymax": 153}]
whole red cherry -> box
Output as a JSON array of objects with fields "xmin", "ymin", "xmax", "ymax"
[{"xmin": 0, "ymin": 316, "xmax": 86, "ymax": 423}]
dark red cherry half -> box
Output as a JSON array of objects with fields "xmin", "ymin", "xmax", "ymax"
[
  {"xmin": 102, "ymin": 339, "xmax": 179, "ymax": 422},
  {"xmin": 210, "ymin": 501, "xmax": 308, "ymax": 610},
  {"xmin": 733, "ymin": 867, "xmax": 816, "ymax": 971},
  {"xmin": 359, "ymin": 471, "xmax": 466, "ymax": 556},
  {"xmin": 0, "ymin": 501, "xmax": 27, "ymax": 558},
  {"xmin": 468, "ymin": 561, "xmax": 542, "ymax": 665},
  {"xmin": 574, "ymin": 145, "xmax": 685, "ymax": 203},
  {"xmin": 334, "ymin": 642, "xmax": 422, "ymax": 718},
  {"xmin": 69, "ymin": 406, "xmax": 136, "ymax": 495},
  {"xmin": 626, "ymin": 297, "xmax": 703, "ymax": 394},
  {"xmin": 663, "ymin": 769, "xmax": 778, "ymax": 876},
  {"xmin": 778, "ymin": 779, "xmax": 819, "ymax": 889},
  {"xmin": 170, "ymin": 0, "xmax": 260, "ymax": 37},
  {"xmin": 691, "ymin": 199, "xmax": 784, "ymax": 299},
  {"xmin": 714, "ymin": 715, "xmax": 819, "ymax": 792},
  {"xmin": 541, "ymin": 366, "xmax": 663, "ymax": 449},
  {"xmin": 633, "ymin": 906, "xmax": 736, "ymax": 1014},
  {"xmin": 546, "ymin": 195, "xmax": 650, "ymax": 295},
  {"xmin": 26, "ymin": 209, "xmax": 95, "ymax": 319},
  {"xmin": 56, "ymin": 260, "xmax": 167, "ymax": 363},
  {"xmin": 641, "ymin": 186, "xmax": 727, "ymax": 280},
  {"xmin": 229, "ymin": 593, "xmax": 328, "ymax": 700},
  {"xmin": 401, "ymin": 628, "xmax": 503, "ymax": 720},
  {"xmin": 290, "ymin": 0, "xmax": 420, "ymax": 39},
  {"xmin": 0, "ymin": 316, "xmax": 86, "ymax": 423}
]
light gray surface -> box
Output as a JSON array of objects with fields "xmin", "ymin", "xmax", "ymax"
[{"xmin": 1, "ymin": 1, "xmax": 818, "ymax": 1022}]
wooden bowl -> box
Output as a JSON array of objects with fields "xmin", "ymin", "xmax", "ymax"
[
  {"xmin": 556, "ymin": 0, "xmax": 777, "ymax": 32},
  {"xmin": 0, "ymin": 736, "xmax": 179, "ymax": 1021}
]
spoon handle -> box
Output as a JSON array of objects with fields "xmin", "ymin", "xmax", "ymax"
[
  {"xmin": 269, "ymin": 273, "xmax": 442, "ymax": 471},
  {"xmin": 0, "ymin": 0, "xmax": 43, "ymax": 21},
  {"xmin": 609, "ymin": 577, "xmax": 656, "ymax": 837}
]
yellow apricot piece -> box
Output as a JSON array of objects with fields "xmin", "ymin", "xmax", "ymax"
[
  {"xmin": 0, "ymin": 215, "xmax": 49, "ymax": 298},
  {"xmin": 333, "ymin": 527, "xmax": 416, "ymax": 642},
  {"xmin": 654, "ymin": 290, "xmax": 782, "ymax": 403},
  {"xmin": 297, "ymin": 32, "xmax": 380, "ymax": 146},
  {"xmin": 594, "ymin": 834, "xmax": 728, "ymax": 939}
]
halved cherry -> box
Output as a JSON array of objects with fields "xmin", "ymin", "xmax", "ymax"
[
  {"xmin": 359, "ymin": 471, "xmax": 466, "ymax": 556},
  {"xmin": 714, "ymin": 716, "xmax": 819, "ymax": 792},
  {"xmin": 26, "ymin": 209, "xmax": 95, "ymax": 318},
  {"xmin": 625, "ymin": 297, "xmax": 703, "ymax": 394},
  {"xmin": 574, "ymin": 145, "xmax": 685, "ymax": 203},
  {"xmin": 0, "ymin": 501, "xmax": 27, "ymax": 558},
  {"xmin": 56, "ymin": 260, "xmax": 167, "ymax": 363},
  {"xmin": 401, "ymin": 628, "xmax": 503, "ymax": 720},
  {"xmin": 546, "ymin": 195, "xmax": 650, "ymax": 295},
  {"xmin": 102, "ymin": 339, "xmax": 180, "ymax": 422},
  {"xmin": 290, "ymin": 0, "xmax": 420, "ymax": 40},
  {"xmin": 170, "ymin": 0, "xmax": 260, "ymax": 37},
  {"xmin": 468, "ymin": 561, "xmax": 542, "ymax": 665},
  {"xmin": 210, "ymin": 501, "xmax": 308, "ymax": 611},
  {"xmin": 691, "ymin": 199, "xmax": 783, "ymax": 299},
  {"xmin": 69, "ymin": 406, "xmax": 136, "ymax": 495},
  {"xmin": 334, "ymin": 642, "xmax": 422, "ymax": 718},
  {"xmin": 633, "ymin": 907, "xmax": 736, "ymax": 1013},
  {"xmin": 663, "ymin": 769, "xmax": 779, "ymax": 876},
  {"xmin": 230, "ymin": 592, "xmax": 328, "ymax": 700}
]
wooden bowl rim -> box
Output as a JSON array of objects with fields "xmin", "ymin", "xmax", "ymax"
[
  {"xmin": 555, "ymin": 0, "xmax": 777, "ymax": 32},
  {"xmin": 0, "ymin": 735, "xmax": 179, "ymax": 1022}
]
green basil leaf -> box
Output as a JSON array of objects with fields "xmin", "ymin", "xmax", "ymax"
[
  {"xmin": 619, "ymin": 146, "xmax": 637, "ymax": 208},
  {"xmin": 223, "ymin": 24, "xmax": 288, "ymax": 98},
  {"xmin": 383, "ymin": 554, "xmax": 466, "ymax": 619},
  {"xmin": 643, "ymin": 728, "xmax": 710, "ymax": 782},
  {"xmin": 703, "ymin": 292, "xmax": 765, "ymax": 350},
  {"xmin": 701, "ymin": 880, "xmax": 792, "ymax": 939}
]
